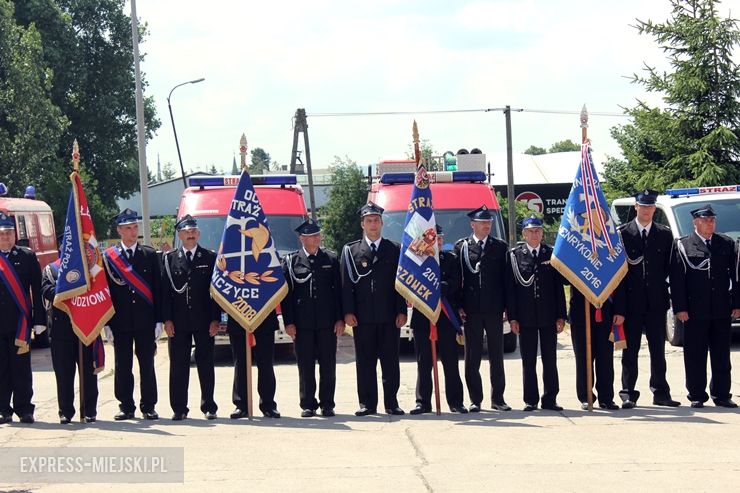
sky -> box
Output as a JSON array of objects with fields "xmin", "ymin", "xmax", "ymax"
[{"xmin": 132, "ymin": 0, "xmax": 739, "ymax": 176}]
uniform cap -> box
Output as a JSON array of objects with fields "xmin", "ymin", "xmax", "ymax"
[
  {"xmin": 690, "ymin": 204, "xmax": 716, "ymax": 218},
  {"xmin": 175, "ymin": 214, "xmax": 198, "ymax": 231},
  {"xmin": 358, "ymin": 201, "xmax": 384, "ymax": 217},
  {"xmin": 635, "ymin": 189, "xmax": 658, "ymax": 206},
  {"xmin": 467, "ymin": 205, "xmax": 493, "ymax": 221},
  {"xmin": 294, "ymin": 218, "xmax": 321, "ymax": 236},
  {"xmin": 0, "ymin": 212, "xmax": 15, "ymax": 230},
  {"xmin": 113, "ymin": 208, "xmax": 142, "ymax": 226},
  {"xmin": 24, "ymin": 185, "xmax": 36, "ymax": 199},
  {"xmin": 521, "ymin": 214, "xmax": 544, "ymax": 230}
]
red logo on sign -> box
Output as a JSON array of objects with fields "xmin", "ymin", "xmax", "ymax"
[{"xmin": 515, "ymin": 191, "xmax": 544, "ymax": 213}]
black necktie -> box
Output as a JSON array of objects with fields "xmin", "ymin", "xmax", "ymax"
[
  {"xmin": 308, "ymin": 254, "xmax": 316, "ymax": 264},
  {"xmin": 532, "ymin": 248, "xmax": 538, "ymax": 260},
  {"xmin": 641, "ymin": 229, "xmax": 647, "ymax": 244},
  {"xmin": 371, "ymin": 243, "xmax": 378, "ymax": 263},
  {"xmin": 705, "ymin": 239, "xmax": 711, "ymax": 251},
  {"xmin": 478, "ymin": 240, "xmax": 484, "ymax": 249},
  {"xmin": 126, "ymin": 248, "xmax": 133, "ymax": 260},
  {"xmin": 186, "ymin": 250, "xmax": 193, "ymax": 266}
]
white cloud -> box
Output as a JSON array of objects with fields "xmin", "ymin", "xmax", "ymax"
[{"xmin": 131, "ymin": 0, "xmax": 730, "ymax": 177}]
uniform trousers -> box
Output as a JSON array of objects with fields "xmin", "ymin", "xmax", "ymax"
[
  {"xmin": 683, "ymin": 317, "xmax": 732, "ymax": 403},
  {"xmin": 113, "ymin": 330, "xmax": 157, "ymax": 413},
  {"xmin": 294, "ymin": 327, "xmax": 337, "ymax": 411},
  {"xmin": 168, "ymin": 329, "xmax": 217, "ymax": 415},
  {"xmin": 353, "ymin": 323, "xmax": 400, "ymax": 410},
  {"xmin": 229, "ymin": 322, "xmax": 277, "ymax": 413},
  {"xmin": 51, "ymin": 336, "xmax": 97, "ymax": 419},
  {"xmin": 0, "ymin": 332, "xmax": 34, "ymax": 417},
  {"xmin": 620, "ymin": 311, "xmax": 671, "ymax": 403},
  {"xmin": 463, "ymin": 313, "xmax": 505, "ymax": 406}
]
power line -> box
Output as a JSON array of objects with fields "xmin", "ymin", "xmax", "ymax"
[{"xmin": 307, "ymin": 107, "xmax": 629, "ymax": 118}]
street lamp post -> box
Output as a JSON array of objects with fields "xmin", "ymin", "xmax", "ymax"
[{"xmin": 167, "ymin": 78, "xmax": 205, "ymax": 187}]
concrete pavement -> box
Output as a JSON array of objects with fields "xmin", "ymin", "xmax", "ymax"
[{"xmin": 1, "ymin": 331, "xmax": 739, "ymax": 492}]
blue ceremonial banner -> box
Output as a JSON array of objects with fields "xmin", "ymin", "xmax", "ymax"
[
  {"xmin": 395, "ymin": 165, "xmax": 441, "ymax": 324},
  {"xmin": 550, "ymin": 145, "xmax": 627, "ymax": 308},
  {"xmin": 210, "ymin": 171, "xmax": 288, "ymax": 332}
]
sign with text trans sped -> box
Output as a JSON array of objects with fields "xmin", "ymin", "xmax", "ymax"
[
  {"xmin": 550, "ymin": 146, "xmax": 626, "ymax": 308},
  {"xmin": 210, "ymin": 172, "xmax": 288, "ymax": 331}
]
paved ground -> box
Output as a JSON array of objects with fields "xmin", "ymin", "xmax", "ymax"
[{"xmin": 1, "ymin": 330, "xmax": 739, "ymax": 492}]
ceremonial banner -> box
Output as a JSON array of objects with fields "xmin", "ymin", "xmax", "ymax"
[
  {"xmin": 210, "ymin": 171, "xmax": 288, "ymax": 331},
  {"xmin": 395, "ymin": 164, "xmax": 441, "ymax": 323},
  {"xmin": 54, "ymin": 172, "xmax": 114, "ymax": 345},
  {"xmin": 550, "ymin": 144, "xmax": 627, "ymax": 308}
]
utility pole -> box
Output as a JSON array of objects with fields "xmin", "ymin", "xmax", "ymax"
[
  {"xmin": 504, "ymin": 105, "xmax": 516, "ymax": 247},
  {"xmin": 290, "ymin": 108, "xmax": 317, "ymax": 220},
  {"xmin": 130, "ymin": 0, "xmax": 150, "ymax": 245}
]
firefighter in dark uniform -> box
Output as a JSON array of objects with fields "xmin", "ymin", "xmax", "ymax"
[
  {"xmin": 409, "ymin": 224, "xmax": 467, "ymax": 415},
  {"xmin": 0, "ymin": 212, "xmax": 45, "ymax": 424},
  {"xmin": 228, "ymin": 311, "xmax": 281, "ymax": 419},
  {"xmin": 506, "ymin": 215, "xmax": 566, "ymax": 411},
  {"xmin": 340, "ymin": 202, "xmax": 407, "ymax": 416},
  {"xmin": 162, "ymin": 215, "xmax": 220, "ymax": 421},
  {"xmin": 669, "ymin": 204, "xmax": 739, "ymax": 408},
  {"xmin": 569, "ymin": 286, "xmax": 626, "ymax": 410},
  {"xmin": 454, "ymin": 205, "xmax": 510, "ymax": 412},
  {"xmin": 103, "ymin": 208, "xmax": 162, "ymax": 420},
  {"xmin": 618, "ymin": 190, "xmax": 680, "ymax": 409},
  {"xmin": 42, "ymin": 256, "xmax": 100, "ymax": 423},
  {"xmin": 281, "ymin": 219, "xmax": 344, "ymax": 417}
]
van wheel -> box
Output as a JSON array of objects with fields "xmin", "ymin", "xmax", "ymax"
[
  {"xmin": 503, "ymin": 331, "xmax": 517, "ymax": 353},
  {"xmin": 666, "ymin": 311, "xmax": 684, "ymax": 346}
]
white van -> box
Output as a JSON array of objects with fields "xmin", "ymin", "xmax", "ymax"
[{"xmin": 610, "ymin": 185, "xmax": 740, "ymax": 346}]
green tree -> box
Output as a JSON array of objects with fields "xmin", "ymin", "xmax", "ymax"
[
  {"xmin": 161, "ymin": 162, "xmax": 176, "ymax": 181},
  {"xmin": 523, "ymin": 145, "xmax": 547, "ymax": 155},
  {"xmin": 0, "ymin": 0, "xmax": 67, "ymax": 199},
  {"xmin": 250, "ymin": 147, "xmax": 271, "ymax": 175},
  {"xmin": 548, "ymin": 139, "xmax": 580, "ymax": 153},
  {"xmin": 320, "ymin": 156, "xmax": 367, "ymax": 252},
  {"xmin": 208, "ymin": 164, "xmax": 219, "ymax": 175},
  {"xmin": 605, "ymin": 0, "xmax": 740, "ymax": 199},
  {"xmin": 13, "ymin": 0, "xmax": 160, "ymax": 236}
]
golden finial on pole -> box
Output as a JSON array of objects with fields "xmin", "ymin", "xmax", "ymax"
[
  {"xmin": 72, "ymin": 140, "xmax": 80, "ymax": 172},
  {"xmin": 239, "ymin": 134, "xmax": 248, "ymax": 173},
  {"xmin": 412, "ymin": 120, "xmax": 421, "ymax": 168},
  {"xmin": 580, "ymin": 104, "xmax": 589, "ymax": 144}
]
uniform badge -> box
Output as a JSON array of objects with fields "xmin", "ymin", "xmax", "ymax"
[{"xmin": 361, "ymin": 261, "xmax": 368, "ymax": 268}]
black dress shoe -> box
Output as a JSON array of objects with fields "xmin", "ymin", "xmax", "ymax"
[
  {"xmin": 204, "ymin": 411, "xmax": 217, "ymax": 420},
  {"xmin": 354, "ymin": 407, "xmax": 376, "ymax": 416},
  {"xmin": 59, "ymin": 416, "xmax": 72, "ymax": 424},
  {"xmin": 541, "ymin": 403, "xmax": 563, "ymax": 411},
  {"xmin": 621, "ymin": 400, "xmax": 636, "ymax": 409},
  {"xmin": 301, "ymin": 409, "xmax": 316, "ymax": 418},
  {"xmin": 321, "ymin": 408, "xmax": 335, "ymax": 417},
  {"xmin": 450, "ymin": 405, "xmax": 468, "ymax": 414},
  {"xmin": 409, "ymin": 405, "xmax": 431, "ymax": 415},
  {"xmin": 385, "ymin": 407, "xmax": 405, "ymax": 416},
  {"xmin": 468, "ymin": 404, "xmax": 481, "ymax": 413},
  {"xmin": 143, "ymin": 411, "xmax": 159, "ymax": 420},
  {"xmin": 599, "ymin": 402, "xmax": 619, "ymax": 410},
  {"xmin": 230, "ymin": 408, "xmax": 248, "ymax": 419},
  {"xmin": 491, "ymin": 402, "xmax": 512, "ymax": 411},
  {"xmin": 0, "ymin": 414, "xmax": 11, "ymax": 424},
  {"xmin": 171, "ymin": 412, "xmax": 187, "ymax": 421},
  {"xmin": 84, "ymin": 416, "xmax": 96, "ymax": 423},
  {"xmin": 714, "ymin": 399, "xmax": 738, "ymax": 408},
  {"xmin": 653, "ymin": 398, "xmax": 680, "ymax": 407},
  {"xmin": 20, "ymin": 414, "xmax": 35, "ymax": 424},
  {"xmin": 262, "ymin": 408, "xmax": 281, "ymax": 418},
  {"xmin": 114, "ymin": 411, "xmax": 135, "ymax": 421},
  {"xmin": 523, "ymin": 404, "xmax": 537, "ymax": 412},
  {"xmin": 690, "ymin": 401, "xmax": 704, "ymax": 409}
]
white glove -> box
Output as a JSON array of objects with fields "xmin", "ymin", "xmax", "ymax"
[
  {"xmin": 154, "ymin": 322, "xmax": 163, "ymax": 340},
  {"xmin": 104, "ymin": 326, "xmax": 114, "ymax": 343},
  {"xmin": 33, "ymin": 325, "xmax": 47, "ymax": 335}
]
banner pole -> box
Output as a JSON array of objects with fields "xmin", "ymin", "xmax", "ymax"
[
  {"xmin": 585, "ymin": 301, "xmax": 594, "ymax": 411},
  {"xmin": 430, "ymin": 323, "xmax": 441, "ymax": 415},
  {"xmin": 246, "ymin": 332, "xmax": 254, "ymax": 419},
  {"xmin": 78, "ymin": 340, "xmax": 86, "ymax": 423}
]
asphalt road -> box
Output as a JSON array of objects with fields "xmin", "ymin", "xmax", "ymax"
[{"xmin": 1, "ymin": 331, "xmax": 739, "ymax": 492}]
